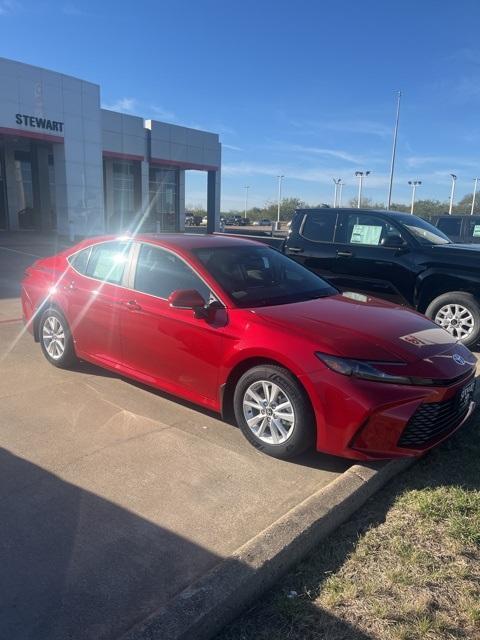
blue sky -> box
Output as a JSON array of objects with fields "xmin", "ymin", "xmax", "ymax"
[{"xmin": 2, "ymin": 0, "xmax": 480, "ymax": 210}]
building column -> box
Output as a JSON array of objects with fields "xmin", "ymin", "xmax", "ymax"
[
  {"xmin": 207, "ymin": 169, "xmax": 221, "ymax": 233},
  {"xmin": 178, "ymin": 169, "xmax": 185, "ymax": 231},
  {"xmin": 52, "ymin": 144, "xmax": 68, "ymax": 235},
  {"xmin": 103, "ymin": 159, "xmax": 114, "ymax": 232},
  {"xmin": 31, "ymin": 144, "xmax": 53, "ymax": 231},
  {"xmin": 4, "ymin": 141, "xmax": 19, "ymax": 230}
]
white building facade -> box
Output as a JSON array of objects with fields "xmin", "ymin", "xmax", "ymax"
[{"xmin": 0, "ymin": 57, "xmax": 221, "ymax": 236}]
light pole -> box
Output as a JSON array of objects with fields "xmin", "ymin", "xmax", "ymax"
[
  {"xmin": 244, "ymin": 185, "xmax": 250, "ymax": 219},
  {"xmin": 387, "ymin": 90, "xmax": 402, "ymax": 209},
  {"xmin": 277, "ymin": 175, "xmax": 285, "ymax": 222},
  {"xmin": 471, "ymin": 178, "xmax": 479, "ymax": 215},
  {"xmin": 332, "ymin": 178, "xmax": 342, "ymax": 207},
  {"xmin": 355, "ymin": 171, "xmax": 370, "ymax": 208},
  {"xmin": 449, "ymin": 174, "xmax": 457, "ymax": 215},
  {"xmin": 338, "ymin": 180, "xmax": 344, "ymax": 207},
  {"xmin": 408, "ymin": 180, "xmax": 421, "ymax": 214}
]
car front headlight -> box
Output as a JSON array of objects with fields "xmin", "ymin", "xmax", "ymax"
[{"xmin": 315, "ymin": 352, "xmax": 431, "ymax": 386}]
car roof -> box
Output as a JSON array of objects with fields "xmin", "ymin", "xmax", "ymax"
[
  {"xmin": 295, "ymin": 207, "xmax": 410, "ymax": 217},
  {"xmin": 73, "ymin": 232, "xmax": 264, "ymax": 252}
]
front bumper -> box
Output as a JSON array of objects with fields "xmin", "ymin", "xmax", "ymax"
[{"xmin": 300, "ymin": 368, "xmax": 476, "ymax": 461}]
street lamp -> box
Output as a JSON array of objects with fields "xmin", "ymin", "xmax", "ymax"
[
  {"xmin": 338, "ymin": 180, "xmax": 344, "ymax": 207},
  {"xmin": 449, "ymin": 174, "xmax": 457, "ymax": 215},
  {"xmin": 408, "ymin": 180, "xmax": 422, "ymax": 214},
  {"xmin": 471, "ymin": 178, "xmax": 479, "ymax": 215},
  {"xmin": 332, "ymin": 178, "xmax": 342, "ymax": 208},
  {"xmin": 387, "ymin": 90, "xmax": 402, "ymax": 209},
  {"xmin": 355, "ymin": 171, "xmax": 370, "ymax": 208},
  {"xmin": 277, "ymin": 175, "xmax": 285, "ymax": 222},
  {"xmin": 244, "ymin": 185, "xmax": 250, "ymax": 219}
]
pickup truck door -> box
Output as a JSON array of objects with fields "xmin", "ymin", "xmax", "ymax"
[
  {"xmin": 284, "ymin": 210, "xmax": 339, "ymax": 281},
  {"xmin": 327, "ymin": 211, "xmax": 416, "ymax": 305}
]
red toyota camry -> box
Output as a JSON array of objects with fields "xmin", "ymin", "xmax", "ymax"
[{"xmin": 21, "ymin": 234, "xmax": 476, "ymax": 460}]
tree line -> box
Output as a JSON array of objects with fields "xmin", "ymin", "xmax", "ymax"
[{"xmin": 187, "ymin": 193, "xmax": 480, "ymax": 223}]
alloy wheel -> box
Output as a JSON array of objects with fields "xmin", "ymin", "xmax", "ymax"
[
  {"xmin": 434, "ymin": 303, "xmax": 474, "ymax": 341},
  {"xmin": 42, "ymin": 315, "xmax": 66, "ymax": 360},
  {"xmin": 242, "ymin": 380, "xmax": 295, "ymax": 445}
]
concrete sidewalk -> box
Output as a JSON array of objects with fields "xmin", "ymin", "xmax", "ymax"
[{"xmin": 0, "ymin": 319, "xmax": 349, "ymax": 640}]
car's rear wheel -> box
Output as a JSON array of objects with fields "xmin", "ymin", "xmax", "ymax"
[
  {"xmin": 39, "ymin": 308, "xmax": 77, "ymax": 368},
  {"xmin": 233, "ymin": 365, "xmax": 315, "ymax": 459},
  {"xmin": 425, "ymin": 292, "xmax": 480, "ymax": 348}
]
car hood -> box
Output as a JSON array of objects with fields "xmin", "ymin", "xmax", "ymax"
[{"xmin": 253, "ymin": 292, "xmax": 475, "ymax": 370}]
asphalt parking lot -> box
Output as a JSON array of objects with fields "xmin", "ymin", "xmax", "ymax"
[{"xmin": 0, "ymin": 232, "xmax": 349, "ymax": 640}]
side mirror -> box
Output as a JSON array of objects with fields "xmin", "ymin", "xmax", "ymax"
[
  {"xmin": 168, "ymin": 289, "xmax": 208, "ymax": 318},
  {"xmin": 381, "ymin": 234, "xmax": 407, "ymax": 249}
]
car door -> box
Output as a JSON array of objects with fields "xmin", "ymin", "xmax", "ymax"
[
  {"xmin": 64, "ymin": 240, "xmax": 132, "ymax": 364},
  {"xmin": 118, "ymin": 242, "xmax": 227, "ymax": 404},
  {"xmin": 329, "ymin": 212, "xmax": 415, "ymax": 304},
  {"xmin": 284, "ymin": 210, "xmax": 339, "ymax": 280}
]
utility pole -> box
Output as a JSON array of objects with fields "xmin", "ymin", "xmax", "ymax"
[
  {"xmin": 471, "ymin": 178, "xmax": 479, "ymax": 215},
  {"xmin": 387, "ymin": 90, "xmax": 401, "ymax": 209},
  {"xmin": 355, "ymin": 171, "xmax": 370, "ymax": 208},
  {"xmin": 449, "ymin": 174, "xmax": 457, "ymax": 215},
  {"xmin": 277, "ymin": 175, "xmax": 285, "ymax": 222},
  {"xmin": 338, "ymin": 181, "xmax": 344, "ymax": 207},
  {"xmin": 332, "ymin": 178, "xmax": 342, "ymax": 207},
  {"xmin": 244, "ymin": 185, "xmax": 250, "ymax": 218},
  {"xmin": 408, "ymin": 180, "xmax": 421, "ymax": 214}
]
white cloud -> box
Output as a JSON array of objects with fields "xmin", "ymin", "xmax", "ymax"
[
  {"xmin": 272, "ymin": 143, "xmax": 364, "ymax": 164},
  {"xmin": 223, "ymin": 144, "xmax": 243, "ymax": 151},
  {"xmin": 101, "ymin": 97, "xmax": 176, "ymax": 122},
  {"xmin": 102, "ymin": 97, "xmax": 138, "ymax": 113},
  {"xmin": 288, "ymin": 117, "xmax": 391, "ymax": 138},
  {"xmin": 150, "ymin": 105, "xmax": 176, "ymax": 121}
]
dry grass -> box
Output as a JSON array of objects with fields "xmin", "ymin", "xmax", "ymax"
[{"xmin": 216, "ymin": 414, "xmax": 480, "ymax": 640}]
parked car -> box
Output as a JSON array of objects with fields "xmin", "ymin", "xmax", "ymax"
[
  {"xmin": 238, "ymin": 217, "xmax": 250, "ymax": 226},
  {"xmin": 200, "ymin": 215, "xmax": 208, "ymax": 226},
  {"xmin": 258, "ymin": 218, "xmax": 272, "ymax": 227},
  {"xmin": 22, "ymin": 234, "xmax": 476, "ymax": 461},
  {"xmin": 431, "ymin": 214, "xmax": 480, "ymax": 244},
  {"xmin": 278, "ymin": 208, "xmax": 480, "ymax": 347}
]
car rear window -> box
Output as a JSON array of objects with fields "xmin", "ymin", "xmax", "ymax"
[
  {"xmin": 301, "ymin": 212, "xmax": 337, "ymax": 242},
  {"xmin": 437, "ymin": 218, "xmax": 462, "ymax": 236}
]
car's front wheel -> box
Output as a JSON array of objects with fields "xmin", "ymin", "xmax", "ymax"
[
  {"xmin": 233, "ymin": 364, "xmax": 315, "ymax": 459},
  {"xmin": 39, "ymin": 308, "xmax": 77, "ymax": 368},
  {"xmin": 425, "ymin": 291, "xmax": 480, "ymax": 348}
]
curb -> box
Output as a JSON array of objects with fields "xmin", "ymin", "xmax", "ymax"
[{"xmin": 120, "ymin": 456, "xmax": 415, "ymax": 640}]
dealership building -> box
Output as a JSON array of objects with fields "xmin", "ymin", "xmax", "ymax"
[{"xmin": 0, "ymin": 57, "xmax": 221, "ymax": 237}]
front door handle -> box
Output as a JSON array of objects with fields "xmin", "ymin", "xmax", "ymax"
[
  {"xmin": 336, "ymin": 250, "xmax": 354, "ymax": 258},
  {"xmin": 125, "ymin": 300, "xmax": 142, "ymax": 311},
  {"xmin": 287, "ymin": 246, "xmax": 303, "ymax": 254}
]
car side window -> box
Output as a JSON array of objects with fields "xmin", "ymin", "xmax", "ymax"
[
  {"xmin": 466, "ymin": 219, "xmax": 480, "ymax": 239},
  {"xmin": 134, "ymin": 244, "xmax": 211, "ymax": 301},
  {"xmin": 85, "ymin": 241, "xmax": 131, "ymax": 285},
  {"xmin": 437, "ymin": 218, "xmax": 461, "ymax": 236},
  {"xmin": 301, "ymin": 212, "xmax": 337, "ymax": 243},
  {"xmin": 68, "ymin": 247, "xmax": 91, "ymax": 275},
  {"xmin": 341, "ymin": 213, "xmax": 404, "ymax": 247}
]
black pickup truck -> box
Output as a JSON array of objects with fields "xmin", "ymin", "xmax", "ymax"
[{"xmin": 268, "ymin": 208, "xmax": 480, "ymax": 347}]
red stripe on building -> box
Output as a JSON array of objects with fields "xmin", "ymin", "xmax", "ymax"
[{"xmin": 0, "ymin": 127, "xmax": 64, "ymax": 144}]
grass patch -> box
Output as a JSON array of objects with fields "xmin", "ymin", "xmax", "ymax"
[{"xmin": 216, "ymin": 411, "xmax": 480, "ymax": 640}]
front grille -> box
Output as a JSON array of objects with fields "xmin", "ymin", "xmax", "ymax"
[{"xmin": 398, "ymin": 383, "xmax": 474, "ymax": 448}]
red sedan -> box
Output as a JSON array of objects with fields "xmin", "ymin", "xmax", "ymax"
[{"xmin": 21, "ymin": 234, "xmax": 476, "ymax": 460}]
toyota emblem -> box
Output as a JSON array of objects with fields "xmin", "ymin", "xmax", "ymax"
[{"xmin": 453, "ymin": 353, "xmax": 466, "ymax": 366}]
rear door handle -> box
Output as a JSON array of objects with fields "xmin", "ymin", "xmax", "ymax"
[
  {"xmin": 125, "ymin": 300, "xmax": 142, "ymax": 311},
  {"xmin": 287, "ymin": 246, "xmax": 303, "ymax": 253},
  {"xmin": 336, "ymin": 250, "xmax": 354, "ymax": 258}
]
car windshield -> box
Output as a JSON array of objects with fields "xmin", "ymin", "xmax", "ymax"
[
  {"xmin": 193, "ymin": 245, "xmax": 337, "ymax": 308},
  {"xmin": 394, "ymin": 213, "xmax": 452, "ymax": 245}
]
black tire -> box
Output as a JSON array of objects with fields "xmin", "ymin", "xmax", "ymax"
[
  {"xmin": 39, "ymin": 307, "xmax": 78, "ymax": 369},
  {"xmin": 425, "ymin": 291, "xmax": 480, "ymax": 348},
  {"xmin": 233, "ymin": 364, "xmax": 315, "ymax": 459}
]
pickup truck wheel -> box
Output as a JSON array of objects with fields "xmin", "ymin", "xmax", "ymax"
[
  {"xmin": 233, "ymin": 365, "xmax": 315, "ymax": 459},
  {"xmin": 426, "ymin": 292, "xmax": 480, "ymax": 347}
]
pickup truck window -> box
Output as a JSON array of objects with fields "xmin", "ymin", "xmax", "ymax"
[
  {"xmin": 437, "ymin": 217, "xmax": 462, "ymax": 236},
  {"xmin": 301, "ymin": 212, "xmax": 337, "ymax": 243},
  {"xmin": 393, "ymin": 213, "xmax": 451, "ymax": 245},
  {"xmin": 342, "ymin": 213, "xmax": 402, "ymax": 247}
]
